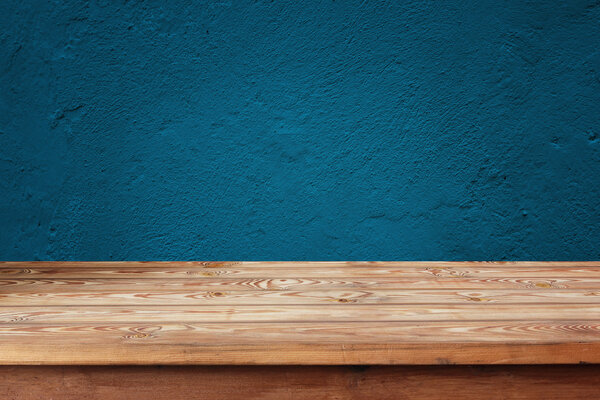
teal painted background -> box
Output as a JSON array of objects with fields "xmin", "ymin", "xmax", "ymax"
[{"xmin": 1, "ymin": 1, "xmax": 599, "ymax": 260}]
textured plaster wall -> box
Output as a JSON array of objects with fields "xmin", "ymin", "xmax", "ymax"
[{"xmin": 1, "ymin": 1, "xmax": 599, "ymax": 260}]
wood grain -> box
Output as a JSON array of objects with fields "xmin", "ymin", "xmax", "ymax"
[
  {"xmin": 1, "ymin": 261, "xmax": 599, "ymax": 365},
  {"xmin": 2, "ymin": 304, "xmax": 599, "ymax": 323},
  {"xmin": 2, "ymin": 289, "xmax": 599, "ymax": 306},
  {"xmin": 3, "ymin": 365, "xmax": 600, "ymax": 400},
  {"xmin": 3, "ymin": 341, "xmax": 599, "ymax": 365},
  {"xmin": 3, "ymin": 276, "xmax": 598, "ymax": 291}
]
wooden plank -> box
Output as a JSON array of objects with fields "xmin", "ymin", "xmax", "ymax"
[
  {"xmin": 2, "ymin": 288, "xmax": 600, "ymax": 306},
  {"xmin": 1, "ymin": 341, "xmax": 599, "ymax": 365},
  {"xmin": 2, "ymin": 320, "xmax": 600, "ymax": 345},
  {"xmin": 2, "ymin": 304, "xmax": 600, "ymax": 323},
  {"xmin": 3, "ymin": 365, "xmax": 600, "ymax": 400},
  {"xmin": 3, "ymin": 276, "xmax": 598, "ymax": 291}
]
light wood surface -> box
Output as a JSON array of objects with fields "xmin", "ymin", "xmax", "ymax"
[
  {"xmin": 1, "ymin": 261, "xmax": 599, "ymax": 365},
  {"xmin": 3, "ymin": 365, "xmax": 600, "ymax": 400}
]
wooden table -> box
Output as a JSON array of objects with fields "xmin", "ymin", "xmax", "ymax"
[{"xmin": 1, "ymin": 262, "xmax": 600, "ymax": 399}]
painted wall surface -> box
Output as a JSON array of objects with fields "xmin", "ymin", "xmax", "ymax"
[{"xmin": 1, "ymin": 1, "xmax": 599, "ymax": 260}]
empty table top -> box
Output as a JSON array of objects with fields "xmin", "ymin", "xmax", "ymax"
[{"xmin": 1, "ymin": 261, "xmax": 599, "ymax": 365}]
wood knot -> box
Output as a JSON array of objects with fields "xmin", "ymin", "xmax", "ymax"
[
  {"xmin": 127, "ymin": 333, "xmax": 150, "ymax": 339},
  {"xmin": 425, "ymin": 268, "xmax": 444, "ymax": 276},
  {"xmin": 425, "ymin": 267, "xmax": 469, "ymax": 278},
  {"xmin": 0, "ymin": 268, "xmax": 31, "ymax": 275},
  {"xmin": 123, "ymin": 327, "xmax": 160, "ymax": 340},
  {"xmin": 194, "ymin": 270, "xmax": 225, "ymax": 277},
  {"xmin": 527, "ymin": 280, "xmax": 564, "ymax": 289},
  {"xmin": 467, "ymin": 297, "xmax": 491, "ymax": 302}
]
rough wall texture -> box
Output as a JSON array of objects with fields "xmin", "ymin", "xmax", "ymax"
[{"xmin": 1, "ymin": 1, "xmax": 599, "ymax": 260}]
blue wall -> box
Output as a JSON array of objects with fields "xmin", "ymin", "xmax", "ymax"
[{"xmin": 1, "ymin": 1, "xmax": 599, "ymax": 260}]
